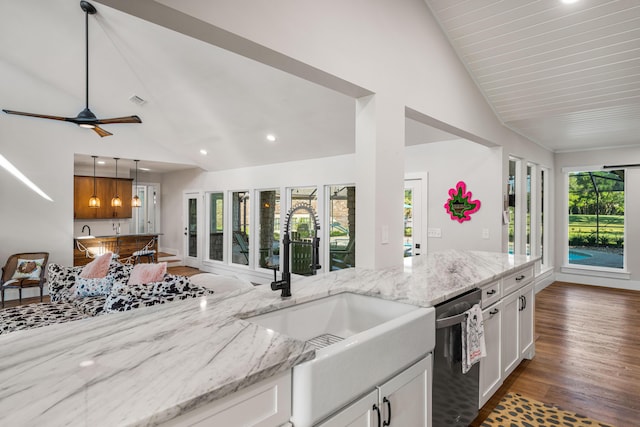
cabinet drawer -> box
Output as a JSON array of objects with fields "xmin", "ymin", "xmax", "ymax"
[
  {"xmin": 502, "ymin": 266, "xmax": 534, "ymax": 296},
  {"xmin": 481, "ymin": 281, "xmax": 501, "ymax": 308}
]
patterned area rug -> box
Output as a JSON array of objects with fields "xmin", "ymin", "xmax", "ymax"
[{"xmin": 481, "ymin": 392, "xmax": 615, "ymax": 427}]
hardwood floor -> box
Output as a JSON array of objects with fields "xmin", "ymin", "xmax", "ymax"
[{"xmin": 471, "ymin": 281, "xmax": 640, "ymax": 426}]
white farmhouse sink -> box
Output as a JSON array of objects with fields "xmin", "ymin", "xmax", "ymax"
[{"xmin": 248, "ymin": 292, "xmax": 436, "ymax": 427}]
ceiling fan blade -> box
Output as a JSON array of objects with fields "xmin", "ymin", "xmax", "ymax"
[
  {"xmin": 96, "ymin": 115, "xmax": 142, "ymax": 125},
  {"xmin": 92, "ymin": 126, "xmax": 113, "ymax": 138},
  {"xmin": 3, "ymin": 109, "xmax": 72, "ymax": 122}
]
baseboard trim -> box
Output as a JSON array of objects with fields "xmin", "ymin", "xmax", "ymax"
[{"xmin": 555, "ymin": 272, "xmax": 640, "ymax": 291}]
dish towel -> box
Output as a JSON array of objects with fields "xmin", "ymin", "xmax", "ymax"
[{"xmin": 462, "ymin": 303, "xmax": 486, "ymax": 374}]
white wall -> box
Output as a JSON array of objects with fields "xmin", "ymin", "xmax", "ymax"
[
  {"xmin": 406, "ymin": 140, "xmax": 503, "ymax": 252},
  {"xmin": 554, "ymin": 147, "xmax": 640, "ymax": 290}
]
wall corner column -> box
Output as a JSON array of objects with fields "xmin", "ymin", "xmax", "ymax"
[{"xmin": 355, "ymin": 93, "xmax": 405, "ymax": 270}]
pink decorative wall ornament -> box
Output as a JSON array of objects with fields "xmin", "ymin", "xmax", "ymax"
[{"xmin": 444, "ymin": 181, "xmax": 481, "ymax": 223}]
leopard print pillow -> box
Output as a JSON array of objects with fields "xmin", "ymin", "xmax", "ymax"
[{"xmin": 48, "ymin": 264, "xmax": 83, "ymax": 302}]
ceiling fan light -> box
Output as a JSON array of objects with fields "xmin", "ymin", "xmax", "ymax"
[{"xmin": 79, "ymin": 123, "xmax": 95, "ymax": 129}]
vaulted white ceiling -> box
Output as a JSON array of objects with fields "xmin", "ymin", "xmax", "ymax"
[
  {"xmin": 424, "ymin": 0, "xmax": 640, "ymax": 152},
  {"xmin": 3, "ymin": 0, "xmax": 636, "ymax": 176}
]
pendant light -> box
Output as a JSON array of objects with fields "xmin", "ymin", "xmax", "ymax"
[
  {"xmin": 132, "ymin": 159, "xmax": 141, "ymax": 208},
  {"xmin": 111, "ymin": 157, "xmax": 122, "ymax": 207},
  {"xmin": 88, "ymin": 155, "xmax": 100, "ymax": 208}
]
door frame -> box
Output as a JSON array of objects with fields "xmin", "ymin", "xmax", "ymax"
[{"xmin": 404, "ymin": 173, "xmax": 428, "ymax": 257}]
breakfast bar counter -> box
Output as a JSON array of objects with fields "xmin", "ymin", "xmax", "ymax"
[
  {"xmin": 73, "ymin": 233, "xmax": 160, "ymax": 266},
  {"xmin": 0, "ymin": 250, "xmax": 536, "ymax": 426}
]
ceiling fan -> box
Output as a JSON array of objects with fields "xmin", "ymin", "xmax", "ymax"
[{"xmin": 2, "ymin": 1, "xmax": 141, "ymax": 137}]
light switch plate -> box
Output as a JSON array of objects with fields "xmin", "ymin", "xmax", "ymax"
[{"xmin": 427, "ymin": 228, "xmax": 441, "ymax": 238}]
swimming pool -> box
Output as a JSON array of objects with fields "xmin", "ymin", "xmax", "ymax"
[{"xmin": 569, "ymin": 250, "xmax": 591, "ymax": 261}]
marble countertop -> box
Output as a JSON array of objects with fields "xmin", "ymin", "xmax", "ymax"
[{"xmin": 0, "ymin": 250, "xmax": 536, "ymax": 426}]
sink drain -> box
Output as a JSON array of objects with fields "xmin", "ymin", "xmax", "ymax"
[{"xmin": 306, "ymin": 333, "xmax": 344, "ymax": 349}]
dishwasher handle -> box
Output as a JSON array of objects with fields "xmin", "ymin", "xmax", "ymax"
[{"xmin": 436, "ymin": 311, "xmax": 468, "ymax": 329}]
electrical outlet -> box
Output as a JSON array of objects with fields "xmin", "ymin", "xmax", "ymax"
[
  {"xmin": 482, "ymin": 228, "xmax": 490, "ymax": 239},
  {"xmin": 427, "ymin": 228, "xmax": 442, "ymax": 238}
]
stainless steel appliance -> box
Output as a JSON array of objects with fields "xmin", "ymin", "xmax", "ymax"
[{"xmin": 432, "ymin": 288, "xmax": 482, "ymax": 426}]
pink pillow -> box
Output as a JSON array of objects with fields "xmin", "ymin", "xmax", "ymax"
[
  {"xmin": 79, "ymin": 252, "xmax": 112, "ymax": 279},
  {"xmin": 128, "ymin": 262, "xmax": 167, "ymax": 285}
]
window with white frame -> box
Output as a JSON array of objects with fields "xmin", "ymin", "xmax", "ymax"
[
  {"xmin": 257, "ymin": 189, "xmax": 280, "ymax": 270},
  {"xmin": 567, "ymin": 169, "xmax": 624, "ymax": 270},
  {"xmin": 328, "ymin": 185, "xmax": 356, "ymax": 271},
  {"xmin": 288, "ymin": 187, "xmax": 318, "ymax": 276},
  {"xmin": 231, "ymin": 191, "xmax": 250, "ymax": 266},
  {"xmin": 208, "ymin": 192, "xmax": 224, "ymax": 261}
]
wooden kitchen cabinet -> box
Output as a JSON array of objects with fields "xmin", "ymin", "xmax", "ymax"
[{"xmin": 74, "ymin": 175, "xmax": 133, "ymax": 219}]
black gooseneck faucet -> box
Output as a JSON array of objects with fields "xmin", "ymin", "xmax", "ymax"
[{"xmin": 271, "ymin": 203, "xmax": 321, "ymax": 298}]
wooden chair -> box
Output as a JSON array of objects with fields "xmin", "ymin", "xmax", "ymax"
[{"xmin": 1, "ymin": 252, "xmax": 49, "ymax": 308}]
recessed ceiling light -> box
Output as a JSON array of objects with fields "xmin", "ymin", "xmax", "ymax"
[
  {"xmin": 97, "ymin": 160, "xmax": 105, "ymax": 165},
  {"xmin": 561, "ymin": 0, "xmax": 579, "ymax": 4},
  {"xmin": 139, "ymin": 167, "xmax": 150, "ymax": 171},
  {"xmin": 200, "ymin": 149, "xmax": 208, "ymax": 155},
  {"xmin": 266, "ymin": 134, "xmax": 277, "ymax": 142}
]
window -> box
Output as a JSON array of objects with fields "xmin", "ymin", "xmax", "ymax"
[
  {"xmin": 258, "ymin": 189, "xmax": 280, "ymax": 270},
  {"xmin": 328, "ymin": 185, "xmax": 356, "ymax": 270},
  {"xmin": 567, "ymin": 169, "xmax": 624, "ymax": 269},
  {"xmin": 231, "ymin": 191, "xmax": 250, "ymax": 265},
  {"xmin": 208, "ymin": 192, "xmax": 224, "ymax": 261},
  {"xmin": 289, "ymin": 187, "xmax": 318, "ymax": 276}
]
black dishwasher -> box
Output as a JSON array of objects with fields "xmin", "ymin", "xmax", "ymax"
[{"xmin": 432, "ymin": 288, "xmax": 482, "ymax": 426}]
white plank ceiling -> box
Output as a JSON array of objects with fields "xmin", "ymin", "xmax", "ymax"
[{"xmin": 424, "ymin": 0, "xmax": 640, "ymax": 152}]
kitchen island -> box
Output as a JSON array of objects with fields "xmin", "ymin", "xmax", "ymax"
[
  {"xmin": 0, "ymin": 250, "xmax": 537, "ymax": 426},
  {"xmin": 73, "ymin": 233, "xmax": 160, "ymax": 266}
]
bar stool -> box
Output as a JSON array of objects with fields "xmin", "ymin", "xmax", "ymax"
[{"xmin": 133, "ymin": 249, "xmax": 156, "ymax": 264}]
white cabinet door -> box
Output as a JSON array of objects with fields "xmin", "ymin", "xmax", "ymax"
[
  {"xmin": 316, "ymin": 390, "xmax": 379, "ymax": 427},
  {"xmin": 519, "ymin": 283, "xmax": 535, "ymax": 360},
  {"xmin": 163, "ymin": 371, "xmax": 291, "ymax": 427},
  {"xmin": 479, "ymin": 302, "xmax": 502, "ymax": 408},
  {"xmin": 378, "ymin": 355, "xmax": 431, "ymax": 427},
  {"xmin": 320, "ymin": 356, "xmax": 432, "ymax": 427},
  {"xmin": 501, "ymin": 290, "xmax": 520, "ymax": 377}
]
